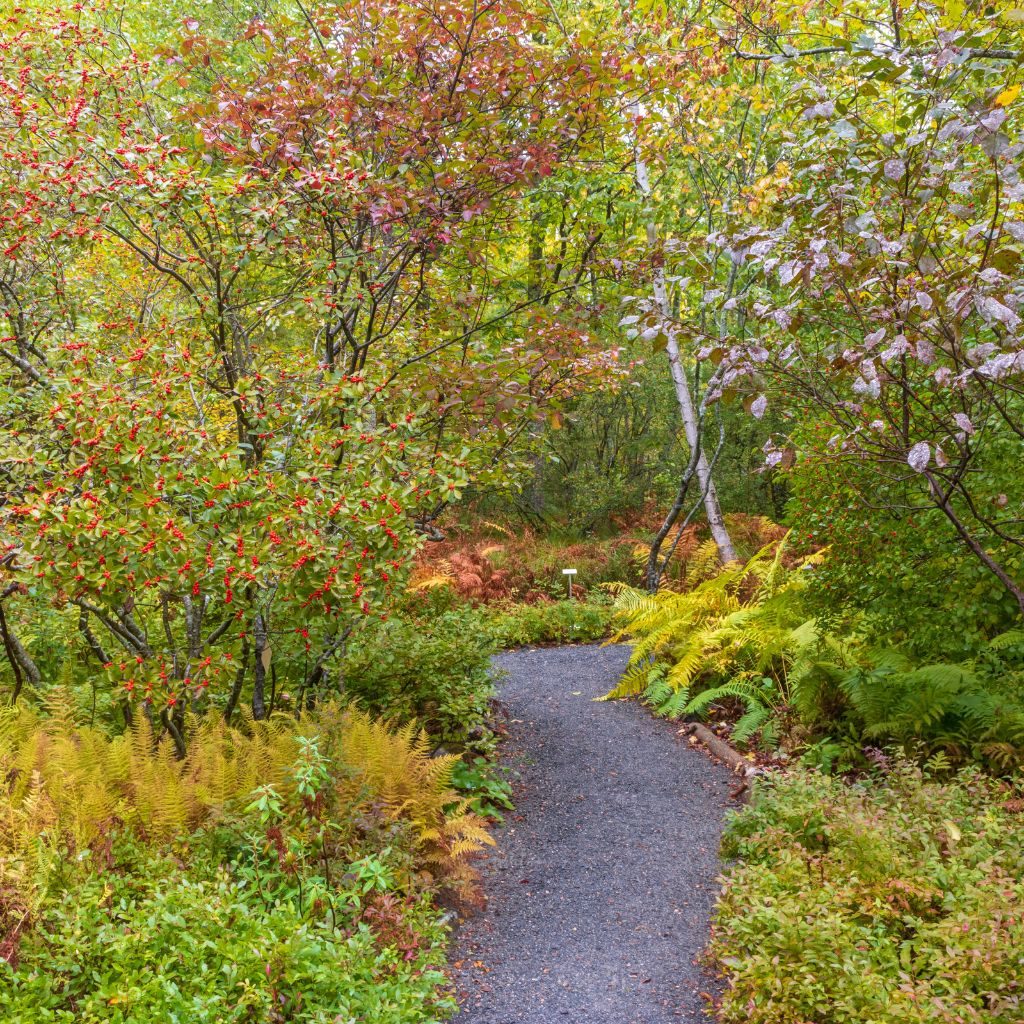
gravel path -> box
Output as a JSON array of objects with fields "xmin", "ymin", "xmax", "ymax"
[{"xmin": 452, "ymin": 644, "xmax": 732, "ymax": 1024}]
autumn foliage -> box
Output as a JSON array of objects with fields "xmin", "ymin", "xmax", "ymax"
[{"xmin": 0, "ymin": 0, "xmax": 631, "ymax": 740}]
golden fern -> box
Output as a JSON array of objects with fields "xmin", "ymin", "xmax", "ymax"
[
  {"xmin": 603, "ymin": 534, "xmax": 830, "ymax": 743},
  {"xmin": 408, "ymin": 568, "xmax": 455, "ymax": 592},
  {"xmin": 326, "ymin": 706, "xmax": 494, "ymax": 882},
  {"xmin": 0, "ymin": 702, "xmax": 492, "ymax": 889},
  {"xmin": 686, "ymin": 538, "xmax": 727, "ymax": 585}
]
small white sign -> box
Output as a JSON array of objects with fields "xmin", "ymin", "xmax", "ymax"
[{"xmin": 562, "ymin": 568, "xmax": 578, "ymax": 575}]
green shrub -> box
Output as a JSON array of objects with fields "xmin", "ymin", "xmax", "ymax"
[
  {"xmin": 786, "ymin": 451, "xmax": 1022, "ymax": 662},
  {"xmin": 340, "ymin": 609, "xmax": 496, "ymax": 746},
  {"xmin": 400, "ymin": 574, "xmax": 614, "ymax": 649},
  {"xmin": 450, "ymin": 754, "xmax": 515, "ymax": 820},
  {"xmin": 0, "ymin": 718, "xmax": 480, "ymax": 1023},
  {"xmin": 1, "ymin": 836, "xmax": 455, "ymax": 1024},
  {"xmin": 485, "ymin": 598, "xmax": 612, "ymax": 648},
  {"xmin": 712, "ymin": 764, "xmax": 1024, "ymax": 1023}
]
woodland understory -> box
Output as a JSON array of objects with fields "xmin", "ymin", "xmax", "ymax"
[{"xmin": 1, "ymin": 0, "xmax": 1023, "ymax": 1021}]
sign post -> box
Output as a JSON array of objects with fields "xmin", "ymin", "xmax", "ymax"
[{"xmin": 562, "ymin": 568, "xmax": 577, "ymax": 600}]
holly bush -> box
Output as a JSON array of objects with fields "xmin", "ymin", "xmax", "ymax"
[{"xmin": 3, "ymin": 338, "xmax": 453, "ymax": 736}]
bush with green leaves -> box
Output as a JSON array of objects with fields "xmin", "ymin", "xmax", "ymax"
[
  {"xmin": 485, "ymin": 598, "xmax": 612, "ymax": 648},
  {"xmin": 340, "ymin": 609, "xmax": 496, "ymax": 746},
  {"xmin": 712, "ymin": 763, "xmax": 1024, "ymax": 1024},
  {"xmin": 786, "ymin": 452, "xmax": 1023, "ymax": 662},
  {"xmin": 1, "ymin": 835, "xmax": 455, "ymax": 1024},
  {"xmin": 450, "ymin": 754, "xmax": 515, "ymax": 821}
]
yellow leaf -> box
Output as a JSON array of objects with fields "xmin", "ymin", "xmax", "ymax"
[{"xmin": 995, "ymin": 84, "xmax": 1021, "ymax": 107}]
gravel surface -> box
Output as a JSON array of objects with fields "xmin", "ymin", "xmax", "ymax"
[{"xmin": 451, "ymin": 644, "xmax": 733, "ymax": 1024}]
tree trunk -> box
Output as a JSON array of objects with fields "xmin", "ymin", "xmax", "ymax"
[
  {"xmin": 224, "ymin": 633, "xmax": 249, "ymax": 724},
  {"xmin": 252, "ymin": 614, "xmax": 268, "ymax": 721},
  {"xmin": 523, "ymin": 202, "xmax": 547, "ymax": 519},
  {"xmin": 0, "ymin": 601, "xmax": 40, "ymax": 703},
  {"xmin": 663, "ymin": 330, "xmax": 736, "ymax": 562},
  {"xmin": 632, "ymin": 123, "xmax": 736, "ymax": 564},
  {"xmin": 928, "ymin": 476, "xmax": 1024, "ymax": 618}
]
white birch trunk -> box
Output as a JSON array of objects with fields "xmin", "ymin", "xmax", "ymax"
[{"xmin": 633, "ymin": 129, "xmax": 737, "ymax": 564}]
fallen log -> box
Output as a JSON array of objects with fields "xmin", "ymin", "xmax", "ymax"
[{"xmin": 678, "ymin": 723, "xmax": 760, "ymax": 799}]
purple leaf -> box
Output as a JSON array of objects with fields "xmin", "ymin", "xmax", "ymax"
[
  {"xmin": 778, "ymin": 261, "xmax": 800, "ymax": 286},
  {"xmin": 1004, "ymin": 220, "xmax": 1024, "ymax": 242},
  {"xmin": 976, "ymin": 295, "xmax": 1020, "ymax": 328},
  {"xmin": 883, "ymin": 158, "xmax": 906, "ymax": 181},
  {"xmin": 907, "ymin": 442, "xmax": 931, "ymax": 473}
]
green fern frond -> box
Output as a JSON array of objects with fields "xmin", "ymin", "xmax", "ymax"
[
  {"xmin": 732, "ymin": 703, "xmax": 771, "ymax": 745},
  {"xmin": 643, "ymin": 669, "xmax": 676, "ymax": 712},
  {"xmin": 656, "ymin": 685, "xmax": 692, "ymax": 719},
  {"xmin": 683, "ymin": 679, "xmax": 761, "ymax": 716},
  {"xmin": 987, "ymin": 629, "xmax": 1024, "ymax": 651}
]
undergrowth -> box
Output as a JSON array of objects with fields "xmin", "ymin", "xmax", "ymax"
[
  {"xmin": 340, "ymin": 610, "xmax": 496, "ymax": 747},
  {"xmin": 712, "ymin": 763, "xmax": 1024, "ymax": 1023},
  {"xmin": 485, "ymin": 598, "xmax": 612, "ymax": 648},
  {"xmin": 0, "ymin": 701, "xmax": 492, "ymax": 1019},
  {"xmin": 1, "ymin": 836, "xmax": 454, "ymax": 1023},
  {"xmin": 604, "ymin": 537, "xmax": 1024, "ymax": 770}
]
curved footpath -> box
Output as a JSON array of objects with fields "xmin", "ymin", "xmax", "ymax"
[{"xmin": 452, "ymin": 644, "xmax": 732, "ymax": 1024}]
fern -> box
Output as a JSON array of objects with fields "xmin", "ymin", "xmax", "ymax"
[
  {"xmin": 986, "ymin": 629, "xmax": 1024, "ymax": 651},
  {"xmin": 839, "ymin": 644, "xmax": 1024, "ymax": 768},
  {"xmin": 732, "ymin": 703, "xmax": 771, "ymax": 746},
  {"xmin": 685, "ymin": 538, "xmax": 726, "ymax": 587},
  {"xmin": 600, "ymin": 660, "xmax": 658, "ymax": 701},
  {"xmin": 604, "ymin": 534, "xmax": 837, "ymax": 746},
  {"xmin": 657, "ymin": 684, "xmax": 693, "ymax": 719},
  {"xmin": 0, "ymin": 703, "xmax": 492, "ymax": 893},
  {"xmin": 685, "ymin": 678, "xmax": 766, "ymax": 716}
]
